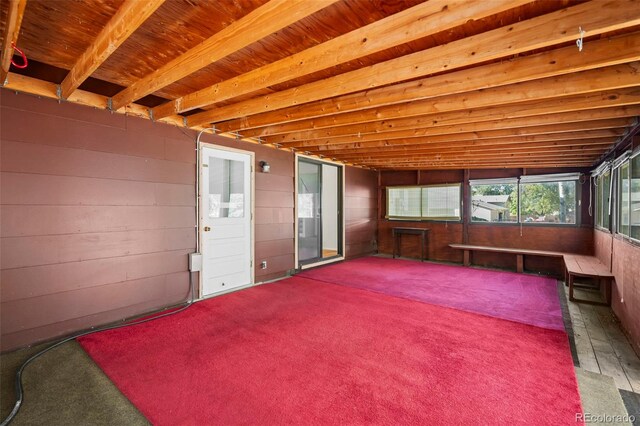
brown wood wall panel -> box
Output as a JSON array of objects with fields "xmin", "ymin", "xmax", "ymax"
[
  {"xmin": 255, "ymin": 254, "xmax": 294, "ymax": 280},
  {"xmin": 255, "ymin": 207, "xmax": 294, "ymax": 225},
  {"xmin": 0, "ymin": 93, "xmax": 289, "ymax": 350},
  {"xmin": 2, "ymin": 228, "xmax": 195, "ymax": 269},
  {"xmin": 255, "ymin": 190, "xmax": 294, "ymax": 208},
  {"xmin": 595, "ymin": 230, "xmax": 640, "ymax": 355},
  {"xmin": 1, "ymin": 140, "xmax": 195, "ymax": 184},
  {"xmin": 1, "ymin": 205, "xmax": 195, "ymax": 237},
  {"xmin": 2, "ymin": 250, "xmax": 192, "ymax": 302},
  {"xmin": 344, "ymin": 167, "xmax": 377, "ymax": 259},
  {"xmin": 1, "ymin": 172, "xmax": 194, "ymax": 206},
  {"xmin": 1, "ymin": 272, "xmax": 188, "ymax": 334},
  {"xmin": 1, "ymin": 272, "xmax": 190, "ymax": 350},
  {"xmin": 611, "ymin": 237, "xmax": 640, "ymax": 355}
]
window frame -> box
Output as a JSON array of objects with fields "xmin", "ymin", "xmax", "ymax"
[
  {"xmin": 469, "ymin": 179, "xmax": 518, "ymax": 224},
  {"xmin": 594, "ymin": 169, "xmax": 612, "ymax": 232},
  {"xmin": 385, "ymin": 183, "xmax": 462, "ymax": 222},
  {"xmin": 615, "ymin": 149, "xmax": 640, "ymax": 243},
  {"xmin": 469, "ymin": 174, "xmax": 580, "ymax": 227}
]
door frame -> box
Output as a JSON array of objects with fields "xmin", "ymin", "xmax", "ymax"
[
  {"xmin": 198, "ymin": 142, "xmax": 255, "ymax": 299},
  {"xmin": 294, "ymin": 153, "xmax": 345, "ymax": 270}
]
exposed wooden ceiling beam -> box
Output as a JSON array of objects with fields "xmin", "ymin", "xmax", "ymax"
[
  {"xmin": 59, "ymin": 0, "xmax": 164, "ymax": 99},
  {"xmin": 333, "ymin": 145, "xmax": 611, "ymax": 162},
  {"xmin": 110, "ymin": 0, "xmax": 338, "ymax": 110},
  {"xmin": 335, "ymin": 143, "xmax": 611, "ymax": 159},
  {"xmin": 313, "ymin": 136, "xmax": 619, "ymax": 157},
  {"xmin": 265, "ymin": 88, "xmax": 640, "ymax": 144},
  {"xmin": 221, "ymin": 31, "xmax": 640, "ymax": 134},
  {"xmin": 376, "ymin": 161, "xmax": 594, "ymax": 169},
  {"xmin": 297, "ymin": 133, "xmax": 625, "ymax": 155},
  {"xmin": 0, "ymin": 0, "xmax": 27, "ymax": 85},
  {"xmin": 188, "ymin": 0, "xmax": 640, "ymax": 127},
  {"xmin": 337, "ymin": 153, "xmax": 607, "ymax": 166},
  {"xmin": 279, "ymin": 110, "xmax": 640, "ymax": 147},
  {"xmin": 243, "ymin": 62, "xmax": 640, "ymax": 138},
  {"xmin": 152, "ymin": 0, "xmax": 531, "ymax": 119},
  {"xmin": 280, "ymin": 119, "xmax": 632, "ymax": 150},
  {"xmin": 360, "ymin": 154, "xmax": 599, "ymax": 165}
]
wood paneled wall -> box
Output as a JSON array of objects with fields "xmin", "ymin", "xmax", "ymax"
[
  {"xmin": 1, "ymin": 92, "xmax": 197, "ymax": 350},
  {"xmin": 378, "ymin": 168, "xmax": 593, "ymax": 275},
  {"xmin": 344, "ymin": 167, "xmax": 377, "ymax": 259},
  {"xmin": 594, "ymin": 230, "xmax": 640, "ymax": 354},
  {"xmin": 0, "ymin": 92, "xmax": 377, "ymax": 351}
]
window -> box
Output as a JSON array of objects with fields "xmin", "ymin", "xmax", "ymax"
[
  {"xmin": 595, "ymin": 170, "xmax": 611, "ymax": 230},
  {"xmin": 470, "ymin": 179, "xmax": 517, "ymax": 223},
  {"xmin": 619, "ymin": 162, "xmax": 630, "ymax": 237},
  {"xmin": 470, "ymin": 173, "xmax": 579, "ymax": 225},
  {"xmin": 387, "ymin": 184, "xmax": 461, "ymax": 220},
  {"xmin": 616, "ymin": 151, "xmax": 640, "ymax": 241},
  {"xmin": 631, "ymin": 154, "xmax": 640, "ymax": 240},
  {"xmin": 519, "ymin": 181, "xmax": 576, "ymax": 224}
]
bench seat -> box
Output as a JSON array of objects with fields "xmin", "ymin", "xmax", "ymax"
[
  {"xmin": 448, "ymin": 243, "xmax": 564, "ymax": 273},
  {"xmin": 563, "ymin": 254, "xmax": 613, "ymax": 306}
]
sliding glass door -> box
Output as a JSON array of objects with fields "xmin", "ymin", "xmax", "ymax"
[{"xmin": 297, "ymin": 158, "xmax": 343, "ymax": 267}]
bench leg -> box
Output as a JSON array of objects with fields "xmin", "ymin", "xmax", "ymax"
[
  {"xmin": 603, "ymin": 278, "xmax": 612, "ymax": 306},
  {"xmin": 569, "ymin": 273, "xmax": 575, "ymax": 302},
  {"xmin": 463, "ymin": 250, "xmax": 470, "ymax": 267},
  {"xmin": 516, "ymin": 254, "xmax": 523, "ymax": 273}
]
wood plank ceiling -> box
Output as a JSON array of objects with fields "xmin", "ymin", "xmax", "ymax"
[{"xmin": 1, "ymin": 0, "xmax": 639, "ymax": 170}]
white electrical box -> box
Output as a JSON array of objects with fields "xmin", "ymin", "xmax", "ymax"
[{"xmin": 189, "ymin": 253, "xmax": 203, "ymax": 272}]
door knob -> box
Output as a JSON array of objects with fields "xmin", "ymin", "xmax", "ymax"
[{"xmin": 204, "ymin": 226, "xmax": 211, "ymax": 232}]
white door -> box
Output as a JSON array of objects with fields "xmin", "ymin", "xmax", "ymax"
[{"xmin": 201, "ymin": 146, "xmax": 253, "ymax": 297}]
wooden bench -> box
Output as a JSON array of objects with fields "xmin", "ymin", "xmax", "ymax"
[
  {"xmin": 563, "ymin": 254, "xmax": 614, "ymax": 306},
  {"xmin": 448, "ymin": 244, "xmax": 564, "ymax": 273}
]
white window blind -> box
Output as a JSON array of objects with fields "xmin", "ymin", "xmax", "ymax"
[
  {"xmin": 387, "ymin": 185, "xmax": 461, "ymax": 220},
  {"xmin": 387, "ymin": 187, "xmax": 421, "ymax": 218},
  {"xmin": 422, "ymin": 185, "xmax": 461, "ymax": 219}
]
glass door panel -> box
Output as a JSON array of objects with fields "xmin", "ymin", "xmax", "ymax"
[{"xmin": 298, "ymin": 161, "xmax": 321, "ymax": 262}]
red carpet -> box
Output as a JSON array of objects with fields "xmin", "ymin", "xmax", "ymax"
[
  {"xmin": 299, "ymin": 256, "xmax": 564, "ymax": 330},
  {"xmin": 80, "ymin": 277, "xmax": 583, "ymax": 425}
]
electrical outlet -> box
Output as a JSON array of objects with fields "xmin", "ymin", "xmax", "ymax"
[{"xmin": 261, "ymin": 261, "xmax": 267, "ymax": 269}]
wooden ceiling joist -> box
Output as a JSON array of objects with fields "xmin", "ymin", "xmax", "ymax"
[
  {"xmin": 280, "ymin": 111, "xmax": 640, "ymax": 147},
  {"xmin": 265, "ymin": 88, "xmax": 640, "ymax": 144},
  {"xmin": 151, "ymin": 0, "xmax": 531, "ymax": 119},
  {"xmin": 222, "ymin": 31, "xmax": 640, "ymax": 134},
  {"xmin": 109, "ymin": 0, "xmax": 338, "ymax": 111},
  {"xmin": 59, "ymin": 0, "xmax": 164, "ymax": 99},
  {"xmin": 0, "ymin": 0, "xmax": 27, "ymax": 85},
  {"xmin": 244, "ymin": 62, "xmax": 640, "ymax": 138},
  {"xmin": 332, "ymin": 144, "xmax": 613, "ymax": 161},
  {"xmin": 313, "ymin": 135, "xmax": 619, "ymax": 156},
  {"xmin": 334, "ymin": 140, "xmax": 613, "ymax": 158},
  {"xmin": 5, "ymin": 0, "xmax": 640, "ymax": 170},
  {"xmin": 375, "ymin": 161, "xmax": 594, "ymax": 170},
  {"xmin": 299, "ymin": 131, "xmax": 624, "ymax": 154},
  {"xmin": 360, "ymin": 153, "xmax": 600, "ymax": 165},
  {"xmin": 279, "ymin": 118, "xmax": 633, "ymax": 149},
  {"xmin": 188, "ymin": 0, "xmax": 640, "ymax": 127},
  {"xmin": 344, "ymin": 155, "xmax": 603, "ymax": 167}
]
